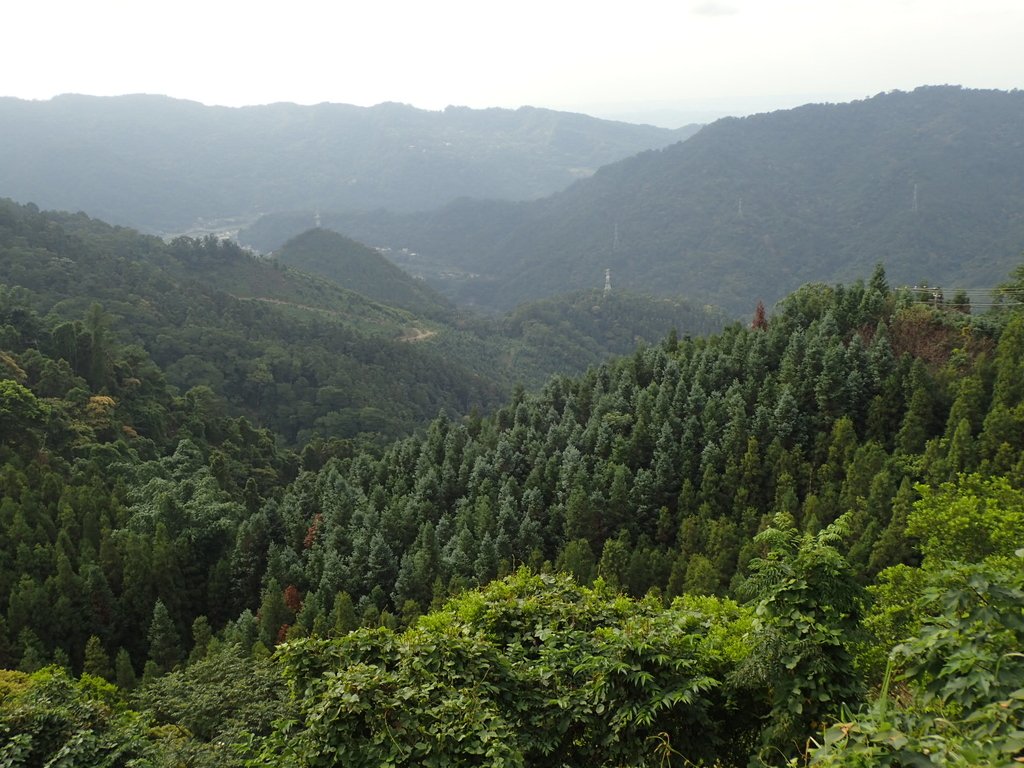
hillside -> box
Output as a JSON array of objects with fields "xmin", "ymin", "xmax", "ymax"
[
  {"xmin": 0, "ymin": 95, "xmax": 694, "ymax": 234},
  {"xmin": 491, "ymin": 287, "xmax": 732, "ymax": 371},
  {"xmin": 0, "ymin": 200, "xmax": 731, "ymax": 442},
  {"xmin": 3, "ymin": 261, "xmax": 1023, "ymax": 765},
  {"xmin": 0, "ymin": 200, "xmax": 502, "ymax": 443},
  {"xmin": 274, "ymin": 228, "xmax": 451, "ymax": 317},
  {"xmin": 244, "ymin": 86, "xmax": 1024, "ymax": 314}
]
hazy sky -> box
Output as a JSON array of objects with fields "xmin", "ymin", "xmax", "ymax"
[{"xmin": 4, "ymin": 0, "xmax": 1021, "ymax": 126}]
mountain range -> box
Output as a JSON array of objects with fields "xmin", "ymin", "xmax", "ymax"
[
  {"xmin": 241, "ymin": 86, "xmax": 1024, "ymax": 314},
  {"xmin": 4, "ymin": 86, "xmax": 1023, "ymax": 318},
  {"xmin": 0, "ymin": 94, "xmax": 693, "ymax": 234}
]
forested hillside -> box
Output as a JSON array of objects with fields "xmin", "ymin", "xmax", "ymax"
[
  {"xmin": 210, "ymin": 266, "xmax": 1024, "ymax": 618},
  {"xmin": 247, "ymin": 86, "xmax": 1024, "ymax": 313},
  {"xmin": 0, "ymin": 95, "xmax": 694, "ymax": 233},
  {"xmin": 0, "ymin": 200, "xmax": 729, "ymax": 444},
  {"xmin": 273, "ymin": 228, "xmax": 452, "ymax": 317},
  {"xmin": 2, "ymin": 253, "xmax": 1023, "ymax": 765},
  {"xmin": 0, "ymin": 200, "xmax": 502, "ymax": 443}
]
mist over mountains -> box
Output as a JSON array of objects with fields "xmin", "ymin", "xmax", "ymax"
[
  {"xmin": 3, "ymin": 86, "xmax": 1024, "ymax": 317},
  {"xmin": 243, "ymin": 86, "xmax": 1024, "ymax": 314},
  {"xmin": 0, "ymin": 94, "xmax": 692, "ymax": 234}
]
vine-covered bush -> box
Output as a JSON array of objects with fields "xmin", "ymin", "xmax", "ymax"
[
  {"xmin": 811, "ymin": 553, "xmax": 1024, "ymax": 766},
  {"xmin": 256, "ymin": 570, "xmax": 758, "ymax": 768}
]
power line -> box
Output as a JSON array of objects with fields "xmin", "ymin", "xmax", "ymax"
[
  {"xmin": 934, "ymin": 302, "xmax": 1024, "ymax": 308},
  {"xmin": 900, "ymin": 286, "xmax": 1024, "ymax": 297},
  {"xmin": 903, "ymin": 299, "xmax": 1024, "ymax": 308},
  {"xmin": 918, "ymin": 289, "xmax": 1024, "ymax": 295},
  {"xmin": 900, "ymin": 285, "xmax": 1024, "ymax": 292},
  {"xmin": 898, "ymin": 284, "xmax": 1024, "ymax": 308}
]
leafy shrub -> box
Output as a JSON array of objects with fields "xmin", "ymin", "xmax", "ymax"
[
  {"xmin": 256, "ymin": 570, "xmax": 757, "ymax": 767},
  {"xmin": 810, "ymin": 553, "xmax": 1024, "ymax": 767}
]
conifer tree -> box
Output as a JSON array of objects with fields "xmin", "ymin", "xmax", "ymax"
[
  {"xmin": 147, "ymin": 599, "xmax": 182, "ymax": 675},
  {"xmin": 115, "ymin": 647, "xmax": 137, "ymax": 690},
  {"xmin": 555, "ymin": 539, "xmax": 596, "ymax": 584},
  {"xmin": 751, "ymin": 300, "xmax": 769, "ymax": 331},
  {"xmin": 683, "ymin": 555, "xmax": 719, "ymax": 596},
  {"xmin": 83, "ymin": 634, "xmax": 113, "ymax": 681},
  {"xmin": 896, "ymin": 360, "xmax": 934, "ymax": 454},
  {"xmin": 991, "ymin": 314, "xmax": 1024, "ymax": 407},
  {"xmin": 189, "ymin": 615, "xmax": 213, "ymax": 664},
  {"xmin": 258, "ymin": 580, "xmax": 290, "ymax": 649},
  {"xmin": 17, "ymin": 628, "xmax": 46, "ymax": 673}
]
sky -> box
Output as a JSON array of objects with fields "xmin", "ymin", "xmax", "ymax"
[{"xmin": 3, "ymin": 0, "xmax": 1022, "ymax": 127}]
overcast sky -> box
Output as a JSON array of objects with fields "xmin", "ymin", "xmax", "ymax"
[{"xmin": 3, "ymin": 0, "xmax": 1021, "ymax": 126}]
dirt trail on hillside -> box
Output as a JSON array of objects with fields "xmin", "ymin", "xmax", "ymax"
[{"xmin": 399, "ymin": 328, "xmax": 438, "ymax": 342}]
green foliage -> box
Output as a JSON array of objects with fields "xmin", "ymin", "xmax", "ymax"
[
  {"xmin": 902, "ymin": 557, "xmax": 1024, "ymax": 715},
  {"xmin": 82, "ymin": 635, "xmax": 113, "ymax": 682},
  {"xmin": 136, "ymin": 644, "xmax": 291, "ymax": 766},
  {"xmin": 810, "ymin": 554, "xmax": 1024, "ymax": 767},
  {"xmin": 258, "ymin": 570, "xmax": 757, "ymax": 767},
  {"xmin": 494, "ymin": 290, "xmax": 732, "ymax": 374},
  {"xmin": 114, "ymin": 650, "xmax": 136, "ymax": 691},
  {"xmin": 0, "ymin": 200, "xmax": 729, "ymax": 444},
  {"xmin": 0, "ymin": 380, "xmax": 46, "ymax": 453},
  {"xmin": 146, "ymin": 600, "xmax": 182, "ymax": 676},
  {"xmin": 4, "ymin": 244, "xmax": 1024, "ymax": 766},
  {"xmin": 860, "ymin": 564, "xmax": 927, "ymax": 679},
  {"xmin": 739, "ymin": 513, "xmax": 865, "ymax": 764},
  {"xmin": 907, "ymin": 473, "xmax": 1024, "ymax": 566},
  {"xmin": 275, "ymin": 228, "xmax": 451, "ymax": 317},
  {"xmin": 863, "ymin": 472, "xmax": 1024, "ymax": 684},
  {"xmin": 0, "ymin": 667, "xmax": 155, "ymax": 767}
]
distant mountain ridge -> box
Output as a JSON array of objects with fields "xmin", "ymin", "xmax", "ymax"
[
  {"xmin": 241, "ymin": 86, "xmax": 1024, "ymax": 313},
  {"xmin": 0, "ymin": 94, "xmax": 694, "ymax": 233}
]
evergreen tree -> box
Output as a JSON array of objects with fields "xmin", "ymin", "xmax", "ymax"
[
  {"xmin": 189, "ymin": 615, "xmax": 213, "ymax": 664},
  {"xmin": 147, "ymin": 599, "xmax": 182, "ymax": 675},
  {"xmin": 17, "ymin": 628, "xmax": 47, "ymax": 673},
  {"xmin": 258, "ymin": 580, "xmax": 291, "ymax": 649},
  {"xmin": 555, "ymin": 539, "xmax": 597, "ymax": 585},
  {"xmin": 115, "ymin": 647, "xmax": 137, "ymax": 690},
  {"xmin": 83, "ymin": 634, "xmax": 113, "ymax": 681},
  {"xmin": 330, "ymin": 591, "xmax": 358, "ymax": 635},
  {"xmin": 896, "ymin": 360, "xmax": 935, "ymax": 454}
]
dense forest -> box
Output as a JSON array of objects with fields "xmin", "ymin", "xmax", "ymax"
[
  {"xmin": 2, "ymin": 200, "xmax": 1023, "ymax": 768},
  {"xmin": 246, "ymin": 86, "xmax": 1024, "ymax": 313},
  {"xmin": 0, "ymin": 199, "xmax": 728, "ymax": 444}
]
